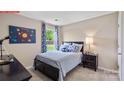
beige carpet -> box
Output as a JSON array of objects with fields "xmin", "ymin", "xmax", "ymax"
[{"xmin": 28, "ymin": 65, "xmax": 119, "ymax": 81}]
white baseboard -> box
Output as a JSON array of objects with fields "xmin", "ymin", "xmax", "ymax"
[
  {"xmin": 26, "ymin": 66, "xmax": 33, "ymax": 70},
  {"xmin": 98, "ymin": 66, "xmax": 119, "ymax": 74}
]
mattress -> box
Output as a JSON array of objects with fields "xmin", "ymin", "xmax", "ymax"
[{"xmin": 36, "ymin": 51, "xmax": 82, "ymax": 81}]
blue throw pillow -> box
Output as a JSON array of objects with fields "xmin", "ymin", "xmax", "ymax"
[
  {"xmin": 68, "ymin": 45, "xmax": 74, "ymax": 52},
  {"xmin": 59, "ymin": 44, "xmax": 69, "ymax": 52}
]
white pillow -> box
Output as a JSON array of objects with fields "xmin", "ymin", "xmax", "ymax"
[{"xmin": 63, "ymin": 42, "xmax": 71, "ymax": 45}]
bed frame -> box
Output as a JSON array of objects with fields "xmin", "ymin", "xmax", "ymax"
[{"xmin": 34, "ymin": 41, "xmax": 84, "ymax": 81}]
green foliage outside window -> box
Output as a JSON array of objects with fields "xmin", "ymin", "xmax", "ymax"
[
  {"xmin": 46, "ymin": 29, "xmax": 54, "ymax": 40},
  {"xmin": 46, "ymin": 29, "xmax": 56, "ymax": 51}
]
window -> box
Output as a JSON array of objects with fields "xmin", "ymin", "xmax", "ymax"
[{"xmin": 46, "ymin": 26, "xmax": 56, "ymax": 51}]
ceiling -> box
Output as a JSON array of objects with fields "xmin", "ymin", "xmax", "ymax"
[{"xmin": 19, "ymin": 11, "xmax": 115, "ymax": 26}]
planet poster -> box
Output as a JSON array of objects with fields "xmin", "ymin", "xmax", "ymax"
[{"xmin": 9, "ymin": 25, "xmax": 36, "ymax": 44}]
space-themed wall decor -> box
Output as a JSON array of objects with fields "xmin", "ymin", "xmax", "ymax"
[{"xmin": 9, "ymin": 25, "xmax": 36, "ymax": 44}]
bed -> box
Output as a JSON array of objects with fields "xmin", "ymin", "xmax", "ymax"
[{"xmin": 34, "ymin": 41, "xmax": 84, "ymax": 81}]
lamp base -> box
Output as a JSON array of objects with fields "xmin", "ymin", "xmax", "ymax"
[{"xmin": 85, "ymin": 51, "xmax": 91, "ymax": 54}]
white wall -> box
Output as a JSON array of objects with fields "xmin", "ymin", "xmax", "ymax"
[
  {"xmin": 0, "ymin": 14, "xmax": 41, "ymax": 67},
  {"xmin": 61, "ymin": 13, "xmax": 118, "ymax": 70}
]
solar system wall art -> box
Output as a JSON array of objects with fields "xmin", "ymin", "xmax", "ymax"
[{"xmin": 9, "ymin": 25, "xmax": 36, "ymax": 44}]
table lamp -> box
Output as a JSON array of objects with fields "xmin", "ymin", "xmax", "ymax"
[
  {"xmin": 0, "ymin": 36, "xmax": 10, "ymax": 64},
  {"xmin": 85, "ymin": 36, "xmax": 93, "ymax": 53}
]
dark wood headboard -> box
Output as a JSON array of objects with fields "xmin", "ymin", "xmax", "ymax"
[{"xmin": 62, "ymin": 41, "xmax": 84, "ymax": 53}]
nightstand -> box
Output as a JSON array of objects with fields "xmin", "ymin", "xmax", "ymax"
[{"xmin": 82, "ymin": 53, "xmax": 98, "ymax": 71}]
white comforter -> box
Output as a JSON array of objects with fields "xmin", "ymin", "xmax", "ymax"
[{"xmin": 36, "ymin": 51, "xmax": 82, "ymax": 81}]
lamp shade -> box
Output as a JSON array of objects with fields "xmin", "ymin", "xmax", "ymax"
[{"xmin": 85, "ymin": 37, "xmax": 93, "ymax": 45}]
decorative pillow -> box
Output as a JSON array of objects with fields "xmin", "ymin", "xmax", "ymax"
[
  {"xmin": 59, "ymin": 43, "xmax": 82, "ymax": 52},
  {"xmin": 74, "ymin": 45, "xmax": 80, "ymax": 52},
  {"xmin": 67, "ymin": 45, "xmax": 74, "ymax": 52},
  {"xmin": 72, "ymin": 43, "xmax": 83, "ymax": 52},
  {"xmin": 68, "ymin": 44, "xmax": 79, "ymax": 52},
  {"xmin": 59, "ymin": 44, "xmax": 69, "ymax": 52}
]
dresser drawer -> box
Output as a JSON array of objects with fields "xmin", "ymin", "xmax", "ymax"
[{"xmin": 84, "ymin": 55, "xmax": 96, "ymax": 61}]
